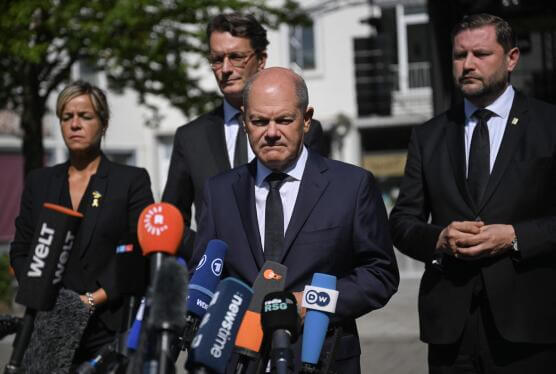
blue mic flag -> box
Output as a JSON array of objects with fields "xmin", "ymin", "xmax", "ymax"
[
  {"xmin": 301, "ymin": 273, "xmax": 337, "ymax": 365},
  {"xmin": 187, "ymin": 239, "xmax": 228, "ymax": 318},
  {"xmin": 188, "ymin": 277, "xmax": 253, "ymax": 374}
]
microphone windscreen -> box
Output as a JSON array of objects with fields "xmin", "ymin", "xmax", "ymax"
[
  {"xmin": 0, "ymin": 315, "xmax": 21, "ymax": 340},
  {"xmin": 301, "ymin": 273, "xmax": 337, "ymax": 365},
  {"xmin": 138, "ymin": 203, "xmax": 184, "ymax": 256},
  {"xmin": 261, "ymin": 292, "xmax": 299, "ymax": 343},
  {"xmin": 235, "ymin": 261, "xmax": 287, "ymax": 354},
  {"xmin": 16, "ymin": 203, "xmax": 83, "ymax": 311},
  {"xmin": 188, "ymin": 277, "xmax": 253, "ymax": 374},
  {"xmin": 186, "ymin": 239, "xmax": 227, "ymax": 318},
  {"xmin": 21, "ymin": 288, "xmax": 90, "ymax": 373},
  {"xmin": 146, "ymin": 257, "xmax": 188, "ymax": 332}
]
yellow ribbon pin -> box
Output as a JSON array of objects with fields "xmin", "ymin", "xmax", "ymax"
[{"xmin": 92, "ymin": 191, "xmax": 102, "ymax": 207}]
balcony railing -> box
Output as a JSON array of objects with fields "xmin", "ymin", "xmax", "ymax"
[{"xmin": 390, "ymin": 61, "xmax": 431, "ymax": 91}]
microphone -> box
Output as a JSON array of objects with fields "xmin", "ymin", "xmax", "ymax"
[
  {"xmin": 261, "ymin": 292, "xmax": 299, "ymax": 374},
  {"xmin": 0, "ymin": 315, "xmax": 21, "ymax": 340},
  {"xmin": 75, "ymin": 342, "xmax": 127, "ymax": 374},
  {"xmin": 300, "ymin": 273, "xmax": 339, "ymax": 374},
  {"xmin": 234, "ymin": 261, "xmax": 287, "ymax": 374},
  {"xmin": 5, "ymin": 203, "xmax": 83, "ymax": 374},
  {"xmin": 125, "ymin": 202, "xmax": 184, "ymax": 374},
  {"xmin": 180, "ymin": 239, "xmax": 228, "ymax": 352},
  {"xmin": 143, "ymin": 257, "xmax": 188, "ymax": 374},
  {"xmin": 186, "ymin": 277, "xmax": 253, "ymax": 374},
  {"xmin": 138, "ymin": 202, "xmax": 184, "ymax": 275}
]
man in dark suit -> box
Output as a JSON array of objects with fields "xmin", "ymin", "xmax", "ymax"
[
  {"xmin": 390, "ymin": 13, "xmax": 556, "ymax": 372},
  {"xmin": 162, "ymin": 13, "xmax": 323, "ymax": 258},
  {"xmin": 192, "ymin": 67, "xmax": 398, "ymax": 373}
]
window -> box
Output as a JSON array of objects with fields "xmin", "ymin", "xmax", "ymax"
[{"xmin": 289, "ymin": 24, "xmax": 316, "ymax": 70}]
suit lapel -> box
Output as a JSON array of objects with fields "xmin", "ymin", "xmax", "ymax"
[
  {"xmin": 478, "ymin": 92, "xmax": 528, "ymax": 213},
  {"xmin": 445, "ymin": 106, "xmax": 477, "ymax": 211},
  {"xmin": 78, "ymin": 155, "xmax": 109, "ymax": 258},
  {"xmin": 232, "ymin": 161, "xmax": 265, "ymax": 268},
  {"xmin": 281, "ymin": 152, "xmax": 329, "ymax": 263},
  {"xmin": 205, "ymin": 106, "xmax": 232, "ymax": 171}
]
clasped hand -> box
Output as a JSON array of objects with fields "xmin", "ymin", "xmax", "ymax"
[{"xmin": 436, "ymin": 221, "xmax": 515, "ymax": 260}]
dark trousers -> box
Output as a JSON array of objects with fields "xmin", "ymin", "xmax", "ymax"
[{"xmin": 429, "ymin": 285, "xmax": 556, "ymax": 373}]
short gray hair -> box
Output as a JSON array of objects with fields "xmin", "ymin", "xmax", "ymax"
[
  {"xmin": 56, "ymin": 81, "xmax": 110, "ymax": 129},
  {"xmin": 242, "ymin": 70, "xmax": 309, "ymax": 113}
]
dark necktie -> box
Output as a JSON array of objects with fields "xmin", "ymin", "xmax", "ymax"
[
  {"xmin": 468, "ymin": 109, "xmax": 493, "ymax": 206},
  {"xmin": 233, "ymin": 113, "xmax": 248, "ymax": 167},
  {"xmin": 264, "ymin": 172, "xmax": 288, "ymax": 262}
]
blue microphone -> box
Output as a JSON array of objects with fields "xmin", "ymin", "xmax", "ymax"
[
  {"xmin": 180, "ymin": 239, "xmax": 227, "ymax": 351},
  {"xmin": 187, "ymin": 277, "xmax": 253, "ymax": 374},
  {"xmin": 126, "ymin": 297, "xmax": 146, "ymax": 351},
  {"xmin": 301, "ymin": 273, "xmax": 339, "ymax": 372}
]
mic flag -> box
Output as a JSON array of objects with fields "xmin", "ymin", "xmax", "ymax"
[
  {"xmin": 261, "ymin": 292, "xmax": 299, "ymax": 374},
  {"xmin": 138, "ymin": 202, "xmax": 184, "ymax": 257},
  {"xmin": 235, "ymin": 261, "xmax": 287, "ymax": 358},
  {"xmin": 301, "ymin": 273, "xmax": 338, "ymax": 366},
  {"xmin": 187, "ymin": 277, "xmax": 253, "ymax": 374},
  {"xmin": 15, "ymin": 203, "xmax": 83, "ymax": 311},
  {"xmin": 187, "ymin": 239, "xmax": 228, "ymax": 318}
]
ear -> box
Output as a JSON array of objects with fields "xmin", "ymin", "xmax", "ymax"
[
  {"xmin": 257, "ymin": 51, "xmax": 267, "ymax": 71},
  {"xmin": 303, "ymin": 107, "xmax": 314, "ymax": 134},
  {"xmin": 506, "ymin": 47, "xmax": 520, "ymax": 73}
]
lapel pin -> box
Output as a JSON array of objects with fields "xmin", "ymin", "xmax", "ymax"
[
  {"xmin": 511, "ymin": 117, "xmax": 519, "ymax": 125},
  {"xmin": 92, "ymin": 191, "xmax": 102, "ymax": 207}
]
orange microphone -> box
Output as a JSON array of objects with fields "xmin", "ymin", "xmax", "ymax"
[
  {"xmin": 137, "ymin": 202, "xmax": 184, "ymax": 274},
  {"xmin": 234, "ymin": 261, "xmax": 288, "ymax": 374}
]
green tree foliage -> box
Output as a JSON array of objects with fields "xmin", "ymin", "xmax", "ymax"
[{"xmin": 0, "ymin": 0, "xmax": 308, "ymax": 175}]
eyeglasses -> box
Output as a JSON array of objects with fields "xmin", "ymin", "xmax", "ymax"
[{"xmin": 208, "ymin": 51, "xmax": 256, "ymax": 69}]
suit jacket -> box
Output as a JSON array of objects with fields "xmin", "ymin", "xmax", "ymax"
[
  {"xmin": 162, "ymin": 105, "xmax": 325, "ymax": 259},
  {"xmin": 389, "ymin": 92, "xmax": 556, "ymax": 345},
  {"xmin": 192, "ymin": 150, "xmax": 399, "ymax": 372},
  {"xmin": 10, "ymin": 155, "xmax": 154, "ymax": 331}
]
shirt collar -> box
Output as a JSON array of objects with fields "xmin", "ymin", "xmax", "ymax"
[
  {"xmin": 256, "ymin": 146, "xmax": 308, "ymax": 187},
  {"xmin": 223, "ymin": 98, "xmax": 241, "ymax": 125},
  {"xmin": 464, "ymin": 84, "xmax": 515, "ymax": 122}
]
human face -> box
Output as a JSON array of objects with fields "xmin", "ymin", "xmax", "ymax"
[
  {"xmin": 60, "ymin": 94, "xmax": 104, "ymax": 154},
  {"xmin": 452, "ymin": 25, "xmax": 519, "ymax": 107},
  {"xmin": 209, "ymin": 31, "xmax": 266, "ymax": 106},
  {"xmin": 243, "ymin": 79, "xmax": 312, "ymax": 171}
]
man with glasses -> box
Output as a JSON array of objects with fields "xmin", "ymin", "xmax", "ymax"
[{"xmin": 163, "ymin": 13, "xmax": 323, "ymax": 259}]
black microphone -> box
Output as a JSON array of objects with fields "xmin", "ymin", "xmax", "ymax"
[
  {"xmin": 186, "ymin": 277, "xmax": 253, "ymax": 374},
  {"xmin": 143, "ymin": 257, "xmax": 188, "ymax": 374},
  {"xmin": 5, "ymin": 203, "xmax": 83, "ymax": 374},
  {"xmin": 0, "ymin": 315, "xmax": 21, "ymax": 340},
  {"xmin": 261, "ymin": 292, "xmax": 299, "ymax": 374},
  {"xmin": 74, "ymin": 342, "xmax": 127, "ymax": 374},
  {"xmin": 233, "ymin": 261, "xmax": 287, "ymax": 374}
]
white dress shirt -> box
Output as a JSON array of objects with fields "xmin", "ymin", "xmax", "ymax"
[
  {"xmin": 223, "ymin": 99, "xmax": 255, "ymax": 165},
  {"xmin": 254, "ymin": 146, "xmax": 308, "ymax": 251},
  {"xmin": 464, "ymin": 85, "xmax": 515, "ymax": 176}
]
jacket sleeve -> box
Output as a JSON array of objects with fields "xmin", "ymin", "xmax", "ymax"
[
  {"xmin": 389, "ymin": 128, "xmax": 443, "ymax": 264},
  {"xmin": 10, "ymin": 170, "xmax": 38, "ymax": 280},
  {"xmin": 335, "ymin": 172, "xmax": 399, "ymax": 320}
]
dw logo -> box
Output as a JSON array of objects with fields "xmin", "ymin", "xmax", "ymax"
[{"xmin": 304, "ymin": 290, "xmax": 330, "ymax": 307}]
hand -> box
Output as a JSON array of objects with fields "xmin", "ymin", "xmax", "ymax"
[
  {"xmin": 292, "ymin": 291, "xmax": 307, "ymax": 322},
  {"xmin": 436, "ymin": 221, "xmax": 484, "ymax": 257},
  {"xmin": 455, "ymin": 224, "xmax": 515, "ymax": 259}
]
